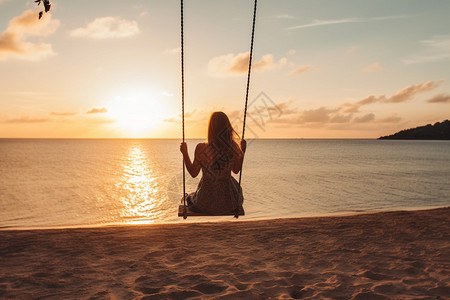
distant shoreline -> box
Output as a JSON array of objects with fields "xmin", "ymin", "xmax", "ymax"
[{"xmin": 379, "ymin": 119, "xmax": 450, "ymax": 140}]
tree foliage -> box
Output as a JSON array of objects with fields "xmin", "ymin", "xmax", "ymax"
[
  {"xmin": 35, "ymin": 0, "xmax": 51, "ymax": 19},
  {"xmin": 379, "ymin": 120, "xmax": 450, "ymax": 140}
]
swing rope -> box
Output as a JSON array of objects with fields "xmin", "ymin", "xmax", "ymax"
[
  {"xmin": 181, "ymin": 0, "xmax": 187, "ymax": 219},
  {"xmin": 180, "ymin": 0, "xmax": 257, "ymax": 219},
  {"xmin": 236, "ymin": 0, "xmax": 257, "ymax": 218}
]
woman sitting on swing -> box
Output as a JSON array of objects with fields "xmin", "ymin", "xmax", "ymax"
[{"xmin": 180, "ymin": 111, "xmax": 246, "ymax": 214}]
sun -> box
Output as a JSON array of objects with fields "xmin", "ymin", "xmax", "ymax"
[{"xmin": 108, "ymin": 88, "xmax": 168, "ymax": 136}]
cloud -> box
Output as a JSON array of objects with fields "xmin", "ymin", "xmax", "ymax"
[
  {"xmin": 290, "ymin": 65, "xmax": 310, "ymax": 75},
  {"xmin": 162, "ymin": 91, "xmax": 411, "ymax": 132},
  {"xmin": 87, "ymin": 107, "xmax": 108, "ymax": 114},
  {"xmin": 362, "ymin": 62, "xmax": 381, "ymax": 73},
  {"xmin": 342, "ymin": 95, "xmax": 385, "ymax": 113},
  {"xmin": 243, "ymin": 98, "xmax": 294, "ymax": 128},
  {"xmin": 163, "ymin": 108, "xmax": 204, "ymax": 123},
  {"xmin": 85, "ymin": 117, "xmax": 115, "ymax": 124},
  {"xmin": 353, "ymin": 113, "xmax": 375, "ymax": 123},
  {"xmin": 342, "ymin": 80, "xmax": 442, "ymax": 113},
  {"xmin": 286, "ymin": 18, "xmax": 361, "ymax": 30},
  {"xmin": 268, "ymin": 105, "xmax": 348, "ymax": 127},
  {"xmin": 208, "ymin": 52, "xmax": 287, "ymax": 75},
  {"xmin": 164, "ymin": 108, "xmax": 238, "ymax": 127},
  {"xmin": 286, "ymin": 15, "xmax": 410, "ymax": 30},
  {"xmin": 346, "ymin": 46, "xmax": 359, "ymax": 54},
  {"xmin": 275, "ymin": 14, "xmax": 295, "ymax": 19},
  {"xmin": 0, "ymin": 10, "xmax": 59, "ymax": 61},
  {"xmin": 287, "ymin": 49, "xmax": 296, "ymax": 56},
  {"xmin": 51, "ymin": 112, "xmax": 76, "ymax": 116},
  {"xmin": 379, "ymin": 115, "xmax": 402, "ymax": 123},
  {"xmin": 161, "ymin": 91, "xmax": 173, "ymax": 97},
  {"xmin": 403, "ymin": 34, "xmax": 450, "ymax": 64},
  {"xmin": 300, "ymin": 107, "xmax": 340, "ymax": 123},
  {"xmin": 240, "ymin": 98, "xmax": 349, "ymax": 127},
  {"xmin": 162, "ymin": 117, "xmax": 178, "ymax": 123},
  {"xmin": 330, "ymin": 114, "xmax": 352, "ymax": 123},
  {"xmin": 426, "ymin": 93, "xmax": 450, "ymax": 103},
  {"xmin": 70, "ymin": 17, "xmax": 139, "ymax": 39},
  {"xmin": 4, "ymin": 116, "xmax": 49, "ymax": 123},
  {"xmin": 268, "ymin": 99, "xmax": 297, "ymax": 115},
  {"xmin": 386, "ymin": 81, "xmax": 439, "ymax": 103},
  {"xmin": 166, "ymin": 47, "xmax": 180, "ymax": 54},
  {"xmin": 184, "ymin": 109, "xmax": 198, "ymax": 119}
]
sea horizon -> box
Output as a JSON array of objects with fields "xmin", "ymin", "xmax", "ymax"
[{"xmin": 1, "ymin": 139, "xmax": 449, "ymax": 230}]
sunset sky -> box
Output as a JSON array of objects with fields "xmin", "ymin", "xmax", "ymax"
[{"xmin": 1, "ymin": 0, "xmax": 449, "ymax": 139}]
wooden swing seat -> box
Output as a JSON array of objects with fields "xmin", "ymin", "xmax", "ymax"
[{"xmin": 178, "ymin": 205, "xmax": 245, "ymax": 217}]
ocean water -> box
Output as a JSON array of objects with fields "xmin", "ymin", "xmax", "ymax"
[{"xmin": 0, "ymin": 139, "xmax": 449, "ymax": 229}]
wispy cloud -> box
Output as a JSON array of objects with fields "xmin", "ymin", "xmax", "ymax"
[
  {"xmin": 342, "ymin": 80, "xmax": 442, "ymax": 113},
  {"xmin": 353, "ymin": 113, "xmax": 375, "ymax": 123},
  {"xmin": 362, "ymin": 62, "xmax": 381, "ymax": 73},
  {"xmin": 166, "ymin": 47, "xmax": 180, "ymax": 54},
  {"xmin": 4, "ymin": 116, "xmax": 50, "ymax": 123},
  {"xmin": 234, "ymin": 86, "xmax": 426, "ymax": 129},
  {"xmin": 287, "ymin": 18, "xmax": 360, "ymax": 30},
  {"xmin": 87, "ymin": 107, "xmax": 108, "ymax": 114},
  {"xmin": 85, "ymin": 117, "xmax": 115, "ymax": 124},
  {"xmin": 275, "ymin": 14, "xmax": 295, "ymax": 19},
  {"xmin": 330, "ymin": 114, "xmax": 352, "ymax": 123},
  {"xmin": 426, "ymin": 93, "xmax": 450, "ymax": 103},
  {"xmin": 290, "ymin": 65, "xmax": 310, "ymax": 75},
  {"xmin": 0, "ymin": 10, "xmax": 59, "ymax": 61},
  {"xmin": 403, "ymin": 34, "xmax": 450, "ymax": 64},
  {"xmin": 268, "ymin": 105, "xmax": 341, "ymax": 125},
  {"xmin": 164, "ymin": 108, "xmax": 213, "ymax": 124},
  {"xmin": 299, "ymin": 107, "xmax": 339, "ymax": 123},
  {"xmin": 256, "ymin": 100, "xmax": 403, "ymax": 129},
  {"xmin": 171, "ymin": 97, "xmax": 403, "ymax": 130},
  {"xmin": 342, "ymin": 95, "xmax": 384, "ymax": 114},
  {"xmin": 51, "ymin": 112, "xmax": 77, "ymax": 116},
  {"xmin": 379, "ymin": 115, "xmax": 402, "ymax": 123},
  {"xmin": 208, "ymin": 52, "xmax": 287, "ymax": 76},
  {"xmin": 264, "ymin": 81, "xmax": 442, "ymax": 128},
  {"xmin": 386, "ymin": 81, "xmax": 439, "ymax": 103},
  {"xmin": 346, "ymin": 46, "xmax": 359, "ymax": 54},
  {"xmin": 161, "ymin": 91, "xmax": 173, "ymax": 97},
  {"xmin": 286, "ymin": 15, "xmax": 410, "ymax": 30},
  {"xmin": 70, "ymin": 17, "xmax": 139, "ymax": 39}
]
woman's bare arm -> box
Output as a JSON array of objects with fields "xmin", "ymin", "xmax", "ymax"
[
  {"xmin": 232, "ymin": 139, "xmax": 246, "ymax": 174},
  {"xmin": 180, "ymin": 142, "xmax": 202, "ymax": 177}
]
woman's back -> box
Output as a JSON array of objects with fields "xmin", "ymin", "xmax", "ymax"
[
  {"xmin": 192, "ymin": 143, "xmax": 243, "ymax": 213},
  {"xmin": 180, "ymin": 111, "xmax": 246, "ymax": 214}
]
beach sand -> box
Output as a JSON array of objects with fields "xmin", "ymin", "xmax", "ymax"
[{"xmin": 0, "ymin": 208, "xmax": 449, "ymax": 299}]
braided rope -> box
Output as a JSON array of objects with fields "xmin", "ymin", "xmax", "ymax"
[
  {"xmin": 180, "ymin": 0, "xmax": 257, "ymax": 219},
  {"xmin": 181, "ymin": 0, "xmax": 187, "ymax": 219},
  {"xmin": 236, "ymin": 0, "xmax": 257, "ymax": 218}
]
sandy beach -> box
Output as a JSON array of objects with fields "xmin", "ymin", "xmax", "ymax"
[{"xmin": 0, "ymin": 208, "xmax": 449, "ymax": 299}]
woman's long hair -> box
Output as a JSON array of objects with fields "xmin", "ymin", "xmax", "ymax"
[{"xmin": 207, "ymin": 111, "xmax": 242, "ymax": 159}]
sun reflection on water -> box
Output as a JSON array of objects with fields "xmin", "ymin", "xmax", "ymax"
[{"xmin": 117, "ymin": 144, "xmax": 164, "ymax": 224}]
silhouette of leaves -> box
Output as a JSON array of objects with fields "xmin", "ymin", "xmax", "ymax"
[{"xmin": 35, "ymin": 0, "xmax": 51, "ymax": 20}]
